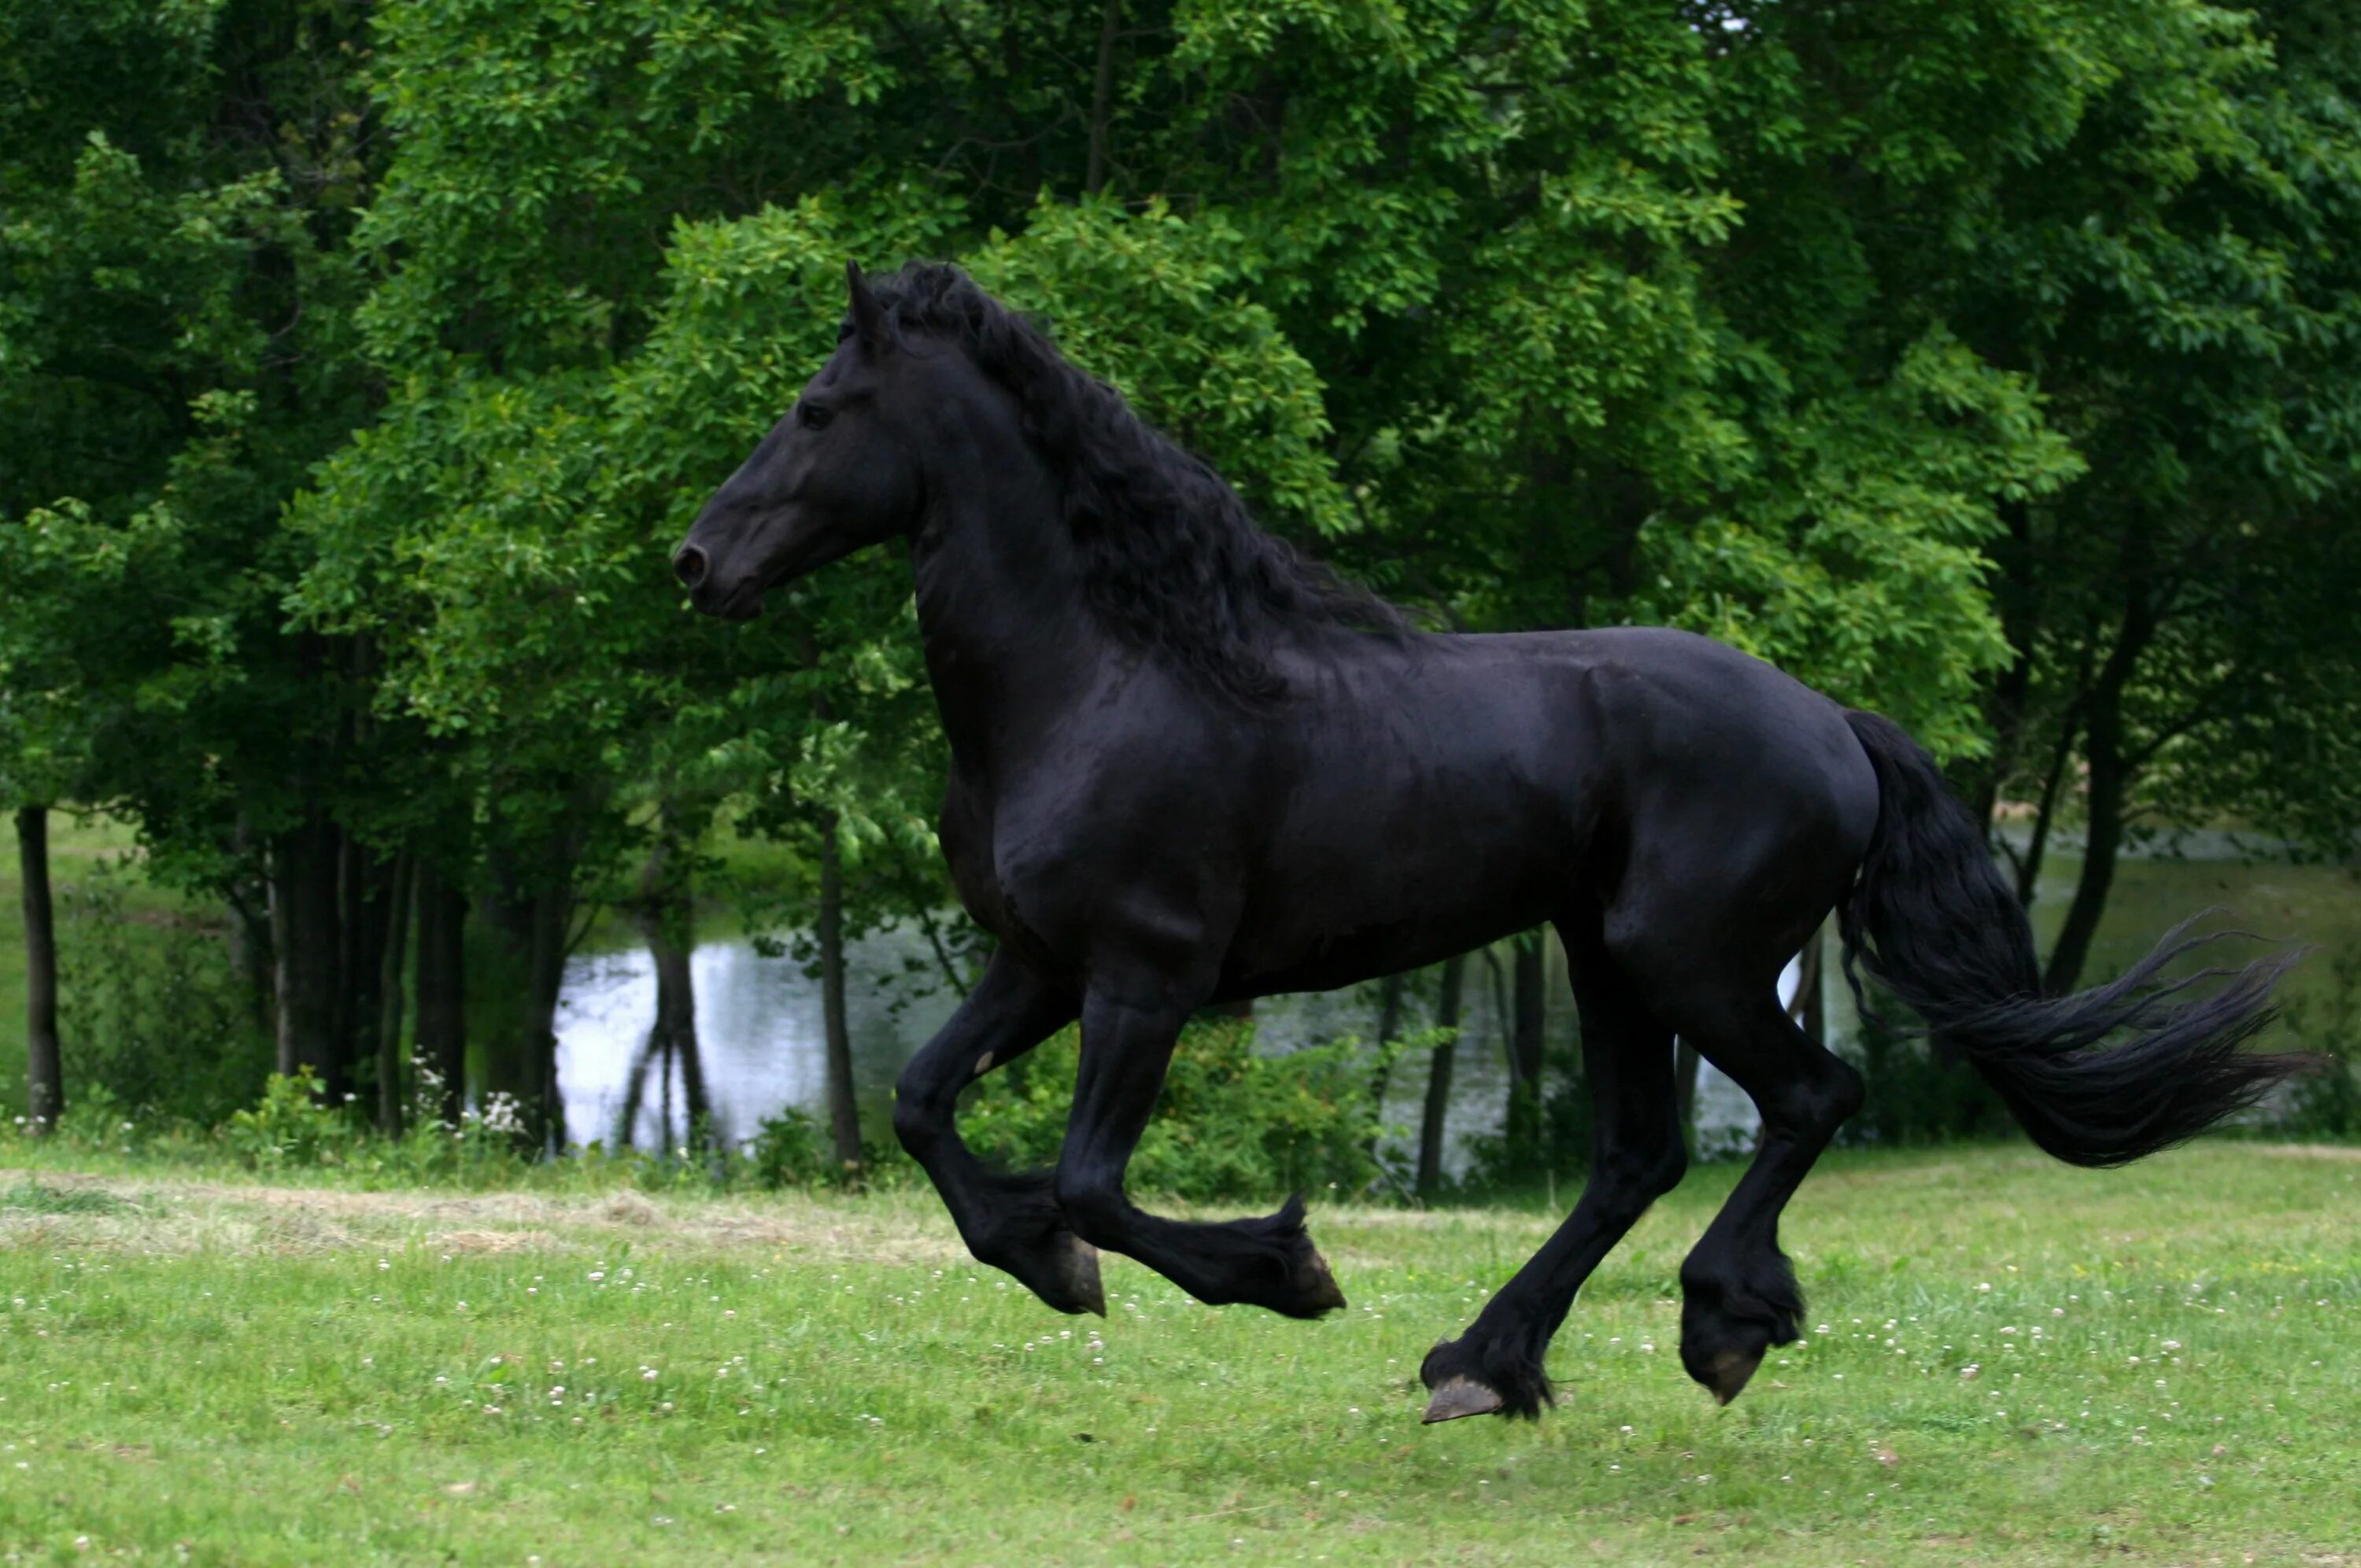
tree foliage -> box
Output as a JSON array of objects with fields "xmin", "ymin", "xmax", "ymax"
[{"xmin": 2, "ymin": 0, "xmax": 2355, "ymax": 1143}]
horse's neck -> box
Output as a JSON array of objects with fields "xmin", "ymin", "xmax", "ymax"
[{"xmin": 910, "ymin": 481, "xmax": 1103, "ymax": 783}]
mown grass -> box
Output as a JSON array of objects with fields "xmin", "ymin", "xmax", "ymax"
[{"xmin": 0, "ymin": 1142, "xmax": 2355, "ymax": 1564}]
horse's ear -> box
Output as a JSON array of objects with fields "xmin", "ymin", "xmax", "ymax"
[{"xmin": 846, "ymin": 260, "xmax": 887, "ymax": 349}]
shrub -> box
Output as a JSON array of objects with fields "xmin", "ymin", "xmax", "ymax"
[
  {"xmin": 225, "ymin": 1070, "xmax": 359, "ymax": 1169},
  {"xmin": 54, "ymin": 869, "xmax": 272, "ymax": 1126},
  {"xmin": 959, "ymin": 1016, "xmax": 1400, "ymax": 1205},
  {"xmin": 743, "ymin": 1105, "xmax": 832, "ymax": 1189},
  {"xmin": 2278, "ymin": 948, "xmax": 2361, "ymax": 1138}
]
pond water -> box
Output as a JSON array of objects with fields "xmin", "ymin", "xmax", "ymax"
[{"xmin": 552, "ymin": 836, "xmax": 2361, "ymax": 1176}]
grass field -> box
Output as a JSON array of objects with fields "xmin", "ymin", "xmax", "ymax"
[{"xmin": 0, "ymin": 1143, "xmax": 2355, "ymax": 1565}]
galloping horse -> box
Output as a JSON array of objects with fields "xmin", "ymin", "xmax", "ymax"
[{"xmin": 674, "ymin": 263, "xmax": 2303, "ymax": 1422}]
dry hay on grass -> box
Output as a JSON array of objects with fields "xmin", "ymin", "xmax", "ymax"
[
  {"xmin": 0, "ymin": 1168, "xmax": 973, "ymax": 1265},
  {"xmin": 2251, "ymin": 1142, "xmax": 2361, "ymax": 1162},
  {"xmin": 0, "ymin": 1169, "xmax": 1557, "ymax": 1271}
]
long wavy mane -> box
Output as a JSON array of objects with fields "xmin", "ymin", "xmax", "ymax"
[{"xmin": 857, "ymin": 264, "xmax": 1406, "ymax": 707}]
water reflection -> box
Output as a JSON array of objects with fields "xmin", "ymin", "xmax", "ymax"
[
  {"xmin": 556, "ymin": 930, "xmax": 959, "ymax": 1153},
  {"xmin": 551, "ymin": 836, "xmax": 2344, "ymax": 1175},
  {"xmin": 552, "ymin": 923, "xmax": 1768, "ymax": 1174}
]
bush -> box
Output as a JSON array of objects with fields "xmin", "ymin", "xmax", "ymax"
[
  {"xmin": 54, "ymin": 869, "xmax": 272, "ymax": 1126},
  {"xmin": 225, "ymin": 1070, "xmax": 359, "ymax": 1169},
  {"xmin": 959, "ymin": 1016, "xmax": 1400, "ymax": 1205},
  {"xmin": 742, "ymin": 1105, "xmax": 833, "ymax": 1189},
  {"xmin": 2278, "ymin": 948, "xmax": 2361, "ymax": 1138},
  {"xmin": 1838, "ymin": 996, "xmax": 2010, "ymax": 1149}
]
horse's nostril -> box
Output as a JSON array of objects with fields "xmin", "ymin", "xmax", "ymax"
[{"xmin": 673, "ymin": 544, "xmax": 709, "ymax": 590}]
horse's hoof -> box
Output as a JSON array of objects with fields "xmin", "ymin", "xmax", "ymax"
[
  {"xmin": 1007, "ymin": 1230, "xmax": 1103, "ymax": 1316},
  {"xmin": 1707, "ymin": 1346, "xmax": 1765, "ymax": 1405},
  {"xmin": 1054, "ymin": 1235, "xmax": 1107, "ymax": 1317},
  {"xmin": 1421, "ymin": 1376, "xmax": 1505, "ymax": 1424}
]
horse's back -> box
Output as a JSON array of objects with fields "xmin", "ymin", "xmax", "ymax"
[{"xmin": 1215, "ymin": 625, "xmax": 1875, "ymax": 994}]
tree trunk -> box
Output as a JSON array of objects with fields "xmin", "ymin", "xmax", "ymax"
[
  {"xmin": 1963, "ymin": 498, "xmax": 2039, "ymax": 829},
  {"xmin": 676, "ymin": 1005, "xmax": 711, "ymax": 1154},
  {"xmin": 633, "ymin": 829, "xmax": 704, "ymax": 1154},
  {"xmin": 615, "ymin": 1031, "xmax": 658, "ymax": 1150},
  {"xmin": 2044, "ymin": 678, "xmax": 2127, "ymax": 997},
  {"xmin": 1364, "ymin": 971, "xmax": 1406, "ymax": 1160},
  {"xmin": 375, "ymin": 854, "xmax": 414, "ymax": 1134},
  {"xmin": 224, "ymin": 814, "xmax": 274, "ymax": 1034},
  {"xmin": 2043, "ymin": 581, "xmax": 2158, "ymax": 996},
  {"xmin": 486, "ymin": 878, "xmax": 574, "ymax": 1153},
  {"xmin": 1416, "ymin": 954, "xmax": 1466, "ymax": 1200},
  {"xmin": 1506, "ymin": 931, "xmax": 1546, "ymax": 1152},
  {"xmin": 17, "ymin": 807, "xmax": 63, "ymax": 1131},
  {"xmin": 341, "ymin": 844, "xmax": 393, "ymax": 1120},
  {"xmin": 1085, "ymin": 0, "xmax": 1121, "ymax": 194},
  {"xmin": 2010, "ymin": 705, "xmax": 2082, "ymax": 906},
  {"xmin": 817, "ymin": 810, "xmax": 861, "ymax": 1169},
  {"xmin": 269, "ymin": 814, "xmax": 345, "ymax": 1098},
  {"xmin": 413, "ymin": 866, "xmax": 467, "ymax": 1127},
  {"xmin": 526, "ymin": 885, "xmax": 571, "ymax": 1153}
]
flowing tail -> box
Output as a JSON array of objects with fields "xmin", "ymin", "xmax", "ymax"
[{"xmin": 1835, "ymin": 710, "xmax": 2314, "ymax": 1168}]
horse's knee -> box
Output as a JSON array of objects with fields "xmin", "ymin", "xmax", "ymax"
[
  {"xmin": 892, "ymin": 1060, "xmax": 954, "ymax": 1157},
  {"xmin": 1053, "ymin": 1164, "xmax": 1127, "ymax": 1248},
  {"xmin": 1634, "ymin": 1137, "xmax": 1689, "ymax": 1203},
  {"xmin": 1765, "ymin": 1054, "xmax": 1863, "ymax": 1138},
  {"xmin": 1591, "ymin": 1133, "xmax": 1685, "ymax": 1220}
]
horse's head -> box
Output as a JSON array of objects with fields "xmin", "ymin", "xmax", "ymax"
[{"xmin": 674, "ymin": 262, "xmax": 926, "ymax": 620}]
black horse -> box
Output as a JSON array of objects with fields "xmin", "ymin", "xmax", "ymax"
[{"xmin": 674, "ymin": 263, "xmax": 2304, "ymax": 1422}]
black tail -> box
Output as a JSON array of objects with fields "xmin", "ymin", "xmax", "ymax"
[{"xmin": 1836, "ymin": 710, "xmax": 2313, "ymax": 1168}]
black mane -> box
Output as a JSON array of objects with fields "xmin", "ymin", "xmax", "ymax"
[{"xmin": 857, "ymin": 264, "xmax": 1406, "ymax": 706}]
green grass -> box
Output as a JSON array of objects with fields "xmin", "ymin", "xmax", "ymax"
[{"xmin": 0, "ymin": 1143, "xmax": 2355, "ymax": 1563}]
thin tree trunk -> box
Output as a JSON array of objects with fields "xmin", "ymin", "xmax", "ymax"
[
  {"xmin": 2012, "ymin": 705, "xmax": 2082, "ymax": 906},
  {"xmin": 343, "ymin": 847, "xmax": 395, "ymax": 1122},
  {"xmin": 1964, "ymin": 498, "xmax": 2039, "ymax": 829},
  {"xmin": 413, "ymin": 867, "xmax": 467, "ymax": 1127},
  {"xmin": 2044, "ymin": 584, "xmax": 2157, "ymax": 996},
  {"xmin": 915, "ymin": 905, "xmax": 970, "ymax": 999},
  {"xmin": 634, "ymin": 832, "xmax": 703, "ymax": 1154},
  {"xmin": 660, "ymin": 1034, "xmax": 676, "ymax": 1149},
  {"xmin": 1085, "ymin": 0, "xmax": 1121, "ymax": 194},
  {"xmin": 527, "ymin": 885, "xmax": 571, "ymax": 1154},
  {"xmin": 334, "ymin": 832, "xmax": 364, "ymax": 1107},
  {"xmin": 270, "ymin": 814, "xmax": 345, "ymax": 1098},
  {"xmin": 1364, "ymin": 971, "xmax": 1406, "ymax": 1160},
  {"xmin": 2044, "ymin": 682, "xmax": 2127, "ymax": 997},
  {"xmin": 677, "ymin": 1022, "xmax": 711, "ymax": 1154},
  {"xmin": 17, "ymin": 807, "xmax": 62, "ymax": 1131},
  {"xmin": 375, "ymin": 854, "xmax": 414, "ymax": 1134},
  {"xmin": 1417, "ymin": 954, "xmax": 1466, "ymax": 1200},
  {"xmin": 817, "ymin": 810, "xmax": 861, "ymax": 1169},
  {"xmin": 1507, "ymin": 931, "xmax": 1546, "ymax": 1150},
  {"xmin": 225, "ymin": 814, "xmax": 273, "ymax": 1033},
  {"xmin": 614, "ymin": 1032, "xmax": 660, "ymax": 1149}
]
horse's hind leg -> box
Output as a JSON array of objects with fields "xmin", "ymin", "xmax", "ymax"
[
  {"xmin": 891, "ymin": 953, "xmax": 1099, "ymax": 1314},
  {"xmin": 1654, "ymin": 979, "xmax": 1863, "ymax": 1404},
  {"xmin": 1420, "ymin": 920, "xmax": 1687, "ymax": 1421},
  {"xmin": 1052, "ymin": 985, "xmax": 1347, "ymax": 1319}
]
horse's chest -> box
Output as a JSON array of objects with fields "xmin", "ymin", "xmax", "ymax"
[{"xmin": 939, "ymin": 781, "xmax": 1077, "ymax": 971}]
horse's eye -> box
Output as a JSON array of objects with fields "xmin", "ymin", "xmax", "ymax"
[{"xmin": 798, "ymin": 401, "xmax": 833, "ymax": 431}]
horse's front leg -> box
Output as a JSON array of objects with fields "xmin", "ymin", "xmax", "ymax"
[
  {"xmin": 1051, "ymin": 982, "xmax": 1347, "ymax": 1319},
  {"xmin": 891, "ymin": 953, "xmax": 1098, "ymax": 1314}
]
